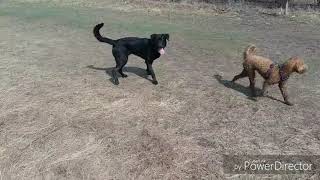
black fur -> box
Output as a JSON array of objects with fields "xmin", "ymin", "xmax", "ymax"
[{"xmin": 93, "ymin": 23, "xmax": 169, "ymax": 85}]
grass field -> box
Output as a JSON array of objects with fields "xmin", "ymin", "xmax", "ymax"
[{"xmin": 0, "ymin": 0, "xmax": 320, "ymax": 179}]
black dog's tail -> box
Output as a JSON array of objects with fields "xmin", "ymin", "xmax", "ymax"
[{"xmin": 93, "ymin": 23, "xmax": 116, "ymax": 45}]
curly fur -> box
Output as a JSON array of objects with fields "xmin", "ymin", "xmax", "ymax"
[{"xmin": 232, "ymin": 45, "xmax": 308, "ymax": 105}]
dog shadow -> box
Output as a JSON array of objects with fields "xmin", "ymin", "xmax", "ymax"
[
  {"xmin": 214, "ymin": 74, "xmax": 261, "ymax": 102},
  {"xmin": 87, "ymin": 65, "xmax": 152, "ymax": 85},
  {"xmin": 264, "ymin": 95, "xmax": 286, "ymax": 104},
  {"xmin": 214, "ymin": 74, "xmax": 287, "ymax": 104}
]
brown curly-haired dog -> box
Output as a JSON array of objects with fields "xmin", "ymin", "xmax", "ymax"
[{"xmin": 232, "ymin": 45, "xmax": 308, "ymax": 105}]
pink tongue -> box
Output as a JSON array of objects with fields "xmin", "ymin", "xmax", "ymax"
[{"xmin": 159, "ymin": 48, "xmax": 165, "ymax": 55}]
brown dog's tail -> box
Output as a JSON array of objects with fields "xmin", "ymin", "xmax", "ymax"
[
  {"xmin": 243, "ymin": 44, "xmax": 257, "ymax": 59},
  {"xmin": 93, "ymin": 23, "xmax": 116, "ymax": 45}
]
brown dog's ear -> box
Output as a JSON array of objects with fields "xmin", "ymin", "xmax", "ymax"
[{"xmin": 164, "ymin": 34, "xmax": 169, "ymax": 41}]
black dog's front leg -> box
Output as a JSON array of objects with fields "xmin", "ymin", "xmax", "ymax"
[
  {"xmin": 145, "ymin": 61, "xmax": 151, "ymax": 75},
  {"xmin": 146, "ymin": 62, "xmax": 158, "ymax": 85}
]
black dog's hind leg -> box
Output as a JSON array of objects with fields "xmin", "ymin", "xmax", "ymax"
[
  {"xmin": 112, "ymin": 48, "xmax": 129, "ymax": 85},
  {"xmin": 112, "ymin": 61, "xmax": 128, "ymax": 85},
  {"xmin": 232, "ymin": 69, "xmax": 248, "ymax": 82},
  {"xmin": 119, "ymin": 63, "xmax": 128, "ymax": 78},
  {"xmin": 112, "ymin": 66, "xmax": 120, "ymax": 85},
  {"xmin": 117, "ymin": 53, "xmax": 128, "ymax": 78},
  {"xmin": 146, "ymin": 61, "xmax": 158, "ymax": 85}
]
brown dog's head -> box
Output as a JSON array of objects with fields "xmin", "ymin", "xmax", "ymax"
[
  {"xmin": 290, "ymin": 57, "xmax": 308, "ymax": 74},
  {"xmin": 150, "ymin": 34, "xmax": 169, "ymax": 55}
]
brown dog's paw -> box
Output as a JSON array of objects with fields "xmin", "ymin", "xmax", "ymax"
[
  {"xmin": 261, "ymin": 91, "xmax": 268, "ymax": 97},
  {"xmin": 284, "ymin": 101, "xmax": 293, "ymax": 106}
]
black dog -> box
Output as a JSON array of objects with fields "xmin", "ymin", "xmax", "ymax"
[{"xmin": 93, "ymin": 23, "xmax": 169, "ymax": 85}]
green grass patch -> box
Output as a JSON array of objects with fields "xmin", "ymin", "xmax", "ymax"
[
  {"xmin": 0, "ymin": 1, "xmax": 249, "ymax": 57},
  {"xmin": 0, "ymin": 3, "xmax": 95, "ymax": 29}
]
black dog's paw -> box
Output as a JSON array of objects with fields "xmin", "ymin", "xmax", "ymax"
[
  {"xmin": 122, "ymin": 74, "xmax": 128, "ymax": 78},
  {"xmin": 146, "ymin": 70, "xmax": 151, "ymax": 75},
  {"xmin": 152, "ymin": 80, "xmax": 158, "ymax": 85}
]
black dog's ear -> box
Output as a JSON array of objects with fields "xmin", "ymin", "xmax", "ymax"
[
  {"xmin": 164, "ymin": 34, "xmax": 169, "ymax": 41},
  {"xmin": 150, "ymin": 34, "xmax": 158, "ymax": 40}
]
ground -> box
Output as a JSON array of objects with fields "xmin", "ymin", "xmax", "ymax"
[{"xmin": 0, "ymin": 0, "xmax": 320, "ymax": 179}]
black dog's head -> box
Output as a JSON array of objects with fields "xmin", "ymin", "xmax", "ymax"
[{"xmin": 150, "ymin": 34, "xmax": 169, "ymax": 55}]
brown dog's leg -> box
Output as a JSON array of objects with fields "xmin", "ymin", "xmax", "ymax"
[
  {"xmin": 279, "ymin": 82, "xmax": 293, "ymax": 106},
  {"xmin": 248, "ymin": 70, "xmax": 256, "ymax": 97},
  {"xmin": 262, "ymin": 81, "xmax": 270, "ymax": 96},
  {"xmin": 232, "ymin": 69, "xmax": 248, "ymax": 82}
]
